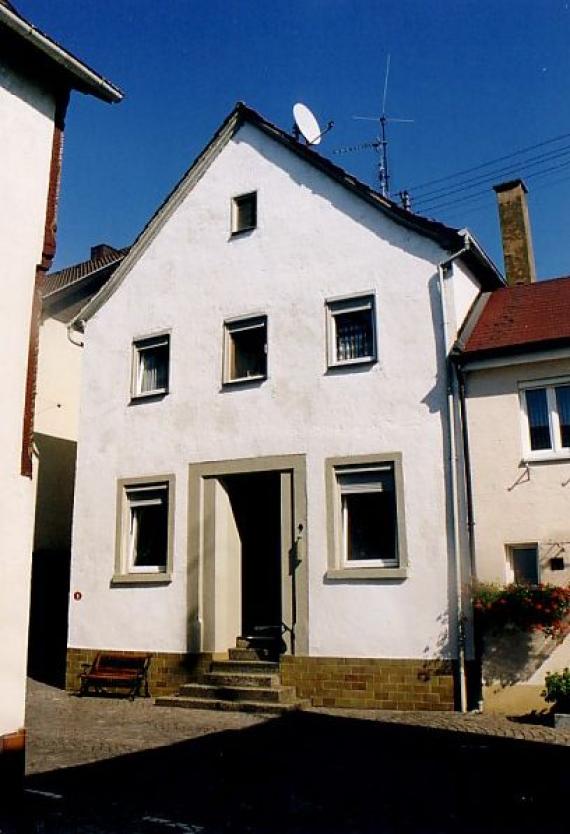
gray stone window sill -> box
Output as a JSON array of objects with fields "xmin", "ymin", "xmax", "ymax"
[
  {"xmin": 111, "ymin": 573, "xmax": 172, "ymax": 586},
  {"xmin": 326, "ymin": 567, "xmax": 408, "ymax": 581}
]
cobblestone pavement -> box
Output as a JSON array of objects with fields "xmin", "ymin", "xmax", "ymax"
[{"xmin": 2, "ymin": 679, "xmax": 569, "ymax": 834}]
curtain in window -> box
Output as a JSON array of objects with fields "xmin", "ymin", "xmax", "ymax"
[
  {"xmin": 526, "ymin": 388, "xmax": 551, "ymax": 450},
  {"xmin": 556, "ymin": 385, "xmax": 570, "ymax": 447},
  {"xmin": 140, "ymin": 346, "xmax": 168, "ymax": 393}
]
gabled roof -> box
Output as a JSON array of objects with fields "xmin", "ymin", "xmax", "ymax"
[
  {"xmin": 458, "ymin": 276, "xmax": 570, "ymax": 362},
  {"xmin": 72, "ymin": 102, "xmax": 502, "ymax": 329},
  {"xmin": 0, "ymin": 2, "xmax": 122, "ymax": 102}
]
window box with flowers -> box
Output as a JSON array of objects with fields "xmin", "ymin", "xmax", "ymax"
[{"xmin": 472, "ymin": 582, "xmax": 570, "ymax": 639}]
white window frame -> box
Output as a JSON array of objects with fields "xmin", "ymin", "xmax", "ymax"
[
  {"xmin": 231, "ymin": 191, "xmax": 257, "ymax": 235},
  {"xmin": 326, "ymin": 292, "xmax": 377, "ymax": 369},
  {"xmin": 131, "ymin": 333, "xmax": 170, "ymax": 400},
  {"xmin": 505, "ymin": 543, "xmax": 540, "ymax": 585},
  {"xmin": 326, "ymin": 453, "xmax": 408, "ymax": 580},
  {"xmin": 113, "ymin": 475, "xmax": 175, "ymax": 584},
  {"xmin": 519, "ymin": 377, "xmax": 570, "ymax": 461},
  {"xmin": 223, "ymin": 314, "xmax": 268, "ymax": 385}
]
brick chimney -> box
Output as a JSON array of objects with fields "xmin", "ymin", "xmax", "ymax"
[
  {"xmin": 493, "ymin": 179, "xmax": 536, "ymax": 286},
  {"xmin": 90, "ymin": 243, "xmax": 118, "ymax": 261}
]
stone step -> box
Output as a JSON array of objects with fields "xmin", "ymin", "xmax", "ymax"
[
  {"xmin": 229, "ymin": 647, "xmax": 280, "ymax": 662},
  {"xmin": 177, "ymin": 683, "xmax": 298, "ymax": 704},
  {"xmin": 211, "ymin": 660, "xmax": 280, "ymax": 675},
  {"xmin": 236, "ymin": 635, "xmax": 281, "ymax": 650},
  {"xmin": 155, "ymin": 696, "xmax": 306, "ymax": 715},
  {"xmin": 204, "ymin": 672, "xmax": 280, "ymax": 688}
]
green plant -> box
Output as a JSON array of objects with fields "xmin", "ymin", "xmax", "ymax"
[
  {"xmin": 472, "ymin": 582, "xmax": 570, "ymax": 639},
  {"xmin": 543, "ymin": 668, "xmax": 570, "ymax": 710}
]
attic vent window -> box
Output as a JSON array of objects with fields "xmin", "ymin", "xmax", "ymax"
[{"xmin": 231, "ymin": 192, "xmax": 257, "ymax": 235}]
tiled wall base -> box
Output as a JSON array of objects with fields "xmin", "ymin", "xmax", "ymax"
[
  {"xmin": 0, "ymin": 729, "xmax": 26, "ymax": 798},
  {"xmin": 280, "ymin": 656, "xmax": 456, "ymax": 710},
  {"xmin": 66, "ymin": 648, "xmax": 216, "ymax": 698},
  {"xmin": 67, "ymin": 649, "xmax": 456, "ymax": 709}
]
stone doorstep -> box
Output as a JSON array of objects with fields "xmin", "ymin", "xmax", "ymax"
[
  {"xmin": 178, "ymin": 682, "xmax": 298, "ymax": 704},
  {"xmin": 205, "ymin": 672, "xmax": 281, "ymax": 688},
  {"xmin": 155, "ymin": 696, "xmax": 308, "ymax": 714},
  {"xmin": 228, "ymin": 647, "xmax": 280, "ymax": 662},
  {"xmin": 211, "ymin": 660, "xmax": 280, "ymax": 675}
]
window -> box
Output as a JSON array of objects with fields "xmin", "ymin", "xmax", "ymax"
[
  {"xmin": 507, "ymin": 544, "xmax": 539, "ymax": 585},
  {"xmin": 223, "ymin": 315, "xmax": 267, "ymax": 383},
  {"xmin": 114, "ymin": 476, "xmax": 174, "ymax": 583},
  {"xmin": 326, "ymin": 454, "xmax": 408, "ymax": 579},
  {"xmin": 231, "ymin": 192, "xmax": 257, "ymax": 235},
  {"xmin": 521, "ymin": 381, "xmax": 570, "ymax": 457},
  {"xmin": 326, "ymin": 294, "xmax": 376, "ymax": 368},
  {"xmin": 132, "ymin": 334, "xmax": 170, "ymax": 399}
]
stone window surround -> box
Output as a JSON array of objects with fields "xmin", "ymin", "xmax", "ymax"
[
  {"xmin": 112, "ymin": 473, "xmax": 175, "ymax": 585},
  {"xmin": 325, "ymin": 452, "xmax": 408, "ymax": 580},
  {"xmin": 519, "ymin": 376, "xmax": 570, "ymax": 463}
]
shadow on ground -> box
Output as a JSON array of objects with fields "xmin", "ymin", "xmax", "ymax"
[{"xmin": 4, "ymin": 710, "xmax": 570, "ymax": 834}]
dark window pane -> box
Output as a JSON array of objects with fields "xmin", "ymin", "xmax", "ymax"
[
  {"xmin": 335, "ymin": 309, "xmax": 373, "ymax": 361},
  {"xmin": 526, "ymin": 388, "xmax": 551, "ymax": 450},
  {"xmin": 512, "ymin": 547, "xmax": 539, "ymax": 584},
  {"xmin": 234, "ymin": 193, "xmax": 256, "ymax": 232},
  {"xmin": 345, "ymin": 491, "xmax": 396, "ymax": 562},
  {"xmin": 230, "ymin": 325, "xmax": 266, "ymax": 379},
  {"xmin": 132, "ymin": 500, "xmax": 168, "ymax": 568},
  {"xmin": 556, "ymin": 386, "xmax": 570, "ymax": 447}
]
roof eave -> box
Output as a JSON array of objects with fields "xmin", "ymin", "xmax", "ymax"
[{"xmin": 0, "ymin": 5, "xmax": 122, "ymax": 102}]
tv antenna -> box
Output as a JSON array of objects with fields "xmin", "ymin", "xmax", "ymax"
[
  {"xmin": 334, "ymin": 55, "xmax": 413, "ymax": 200},
  {"xmin": 292, "ymin": 102, "xmax": 334, "ymax": 146}
]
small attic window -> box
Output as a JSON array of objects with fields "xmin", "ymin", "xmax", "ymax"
[{"xmin": 231, "ymin": 192, "xmax": 257, "ymax": 235}]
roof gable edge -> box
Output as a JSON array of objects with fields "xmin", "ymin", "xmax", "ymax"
[{"xmin": 73, "ymin": 107, "xmax": 242, "ymax": 328}]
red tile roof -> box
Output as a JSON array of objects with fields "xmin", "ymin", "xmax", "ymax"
[
  {"xmin": 43, "ymin": 246, "xmax": 129, "ymax": 297},
  {"xmin": 462, "ymin": 276, "xmax": 570, "ymax": 358}
]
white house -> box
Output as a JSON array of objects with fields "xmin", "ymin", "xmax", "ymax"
[
  {"xmin": 66, "ymin": 103, "xmax": 502, "ymax": 711},
  {"xmin": 0, "ymin": 0, "xmax": 121, "ymax": 788}
]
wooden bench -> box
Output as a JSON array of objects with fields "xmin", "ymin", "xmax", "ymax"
[{"xmin": 78, "ymin": 652, "xmax": 151, "ymax": 700}]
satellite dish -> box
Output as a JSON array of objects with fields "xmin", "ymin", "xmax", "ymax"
[{"xmin": 293, "ymin": 102, "xmax": 322, "ymax": 145}]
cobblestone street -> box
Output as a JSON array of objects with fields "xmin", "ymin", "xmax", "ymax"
[{"xmin": 2, "ymin": 679, "xmax": 570, "ymax": 833}]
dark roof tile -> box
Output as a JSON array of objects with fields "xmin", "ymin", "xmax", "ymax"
[{"xmin": 462, "ymin": 276, "xmax": 570, "ymax": 358}]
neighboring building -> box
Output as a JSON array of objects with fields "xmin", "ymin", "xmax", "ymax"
[
  {"xmin": 0, "ymin": 0, "xmax": 121, "ymax": 789},
  {"xmin": 458, "ymin": 180, "xmax": 570, "ymax": 713},
  {"xmin": 29, "ymin": 245, "xmax": 128, "ymax": 686},
  {"xmin": 66, "ymin": 103, "xmax": 502, "ymax": 711}
]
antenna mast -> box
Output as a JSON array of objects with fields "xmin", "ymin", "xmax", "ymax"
[{"xmin": 346, "ymin": 54, "xmax": 413, "ymax": 199}]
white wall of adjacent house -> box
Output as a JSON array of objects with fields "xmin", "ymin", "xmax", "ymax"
[
  {"xmin": 69, "ymin": 123, "xmax": 482, "ymax": 662},
  {"xmin": 0, "ymin": 65, "xmax": 56, "ymax": 737},
  {"xmin": 35, "ymin": 317, "xmax": 83, "ymax": 442},
  {"xmin": 466, "ymin": 355, "xmax": 570, "ymax": 685}
]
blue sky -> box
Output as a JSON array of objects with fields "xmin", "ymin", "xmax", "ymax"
[{"xmin": 18, "ymin": 0, "xmax": 570, "ymax": 278}]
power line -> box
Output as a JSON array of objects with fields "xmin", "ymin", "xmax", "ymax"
[
  {"xmin": 413, "ymin": 143, "xmax": 570, "ymax": 206},
  {"xmin": 406, "ymin": 130, "xmax": 570, "ymax": 193},
  {"xmin": 417, "ymin": 157, "xmax": 570, "ymax": 215}
]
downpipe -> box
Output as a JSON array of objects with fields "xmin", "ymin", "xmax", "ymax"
[{"xmin": 438, "ymin": 244, "xmax": 469, "ymax": 712}]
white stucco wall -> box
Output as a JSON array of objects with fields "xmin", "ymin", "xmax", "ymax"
[
  {"xmin": 0, "ymin": 64, "xmax": 56, "ymax": 736},
  {"xmin": 36, "ymin": 317, "xmax": 82, "ymax": 441},
  {"xmin": 70, "ymin": 124, "xmax": 481, "ymax": 661},
  {"xmin": 466, "ymin": 354, "xmax": 570, "ymax": 682}
]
